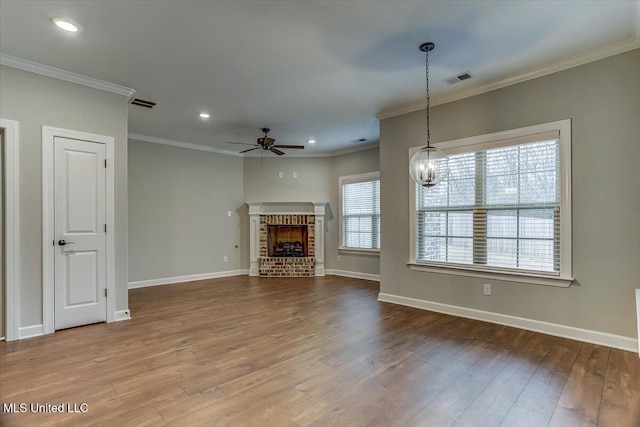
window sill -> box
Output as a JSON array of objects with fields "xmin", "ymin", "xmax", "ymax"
[
  {"xmin": 339, "ymin": 247, "xmax": 380, "ymax": 256},
  {"xmin": 407, "ymin": 262, "xmax": 573, "ymax": 288}
]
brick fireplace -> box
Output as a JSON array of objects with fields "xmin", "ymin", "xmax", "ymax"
[{"xmin": 247, "ymin": 202, "xmax": 326, "ymax": 277}]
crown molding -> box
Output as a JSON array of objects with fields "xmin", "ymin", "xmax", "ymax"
[
  {"xmin": 128, "ymin": 133, "xmax": 243, "ymax": 157},
  {"xmin": 0, "ymin": 53, "xmax": 136, "ymax": 99},
  {"xmin": 131, "ymin": 132, "xmax": 379, "ymax": 158},
  {"xmin": 242, "ymin": 141, "xmax": 379, "ymax": 158},
  {"xmin": 376, "ymin": 37, "xmax": 640, "ymax": 120},
  {"xmin": 329, "ymin": 142, "xmax": 379, "ymax": 157}
]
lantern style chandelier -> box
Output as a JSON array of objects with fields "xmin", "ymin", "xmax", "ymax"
[{"xmin": 409, "ymin": 42, "xmax": 447, "ymax": 188}]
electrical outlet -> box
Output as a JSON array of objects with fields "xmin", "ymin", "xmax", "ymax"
[
  {"xmin": 227, "ymin": 211, "xmax": 232, "ymax": 217},
  {"xmin": 337, "ymin": 255, "xmax": 341, "ymax": 262},
  {"xmin": 223, "ymin": 256, "xmax": 228, "ymax": 263},
  {"xmin": 278, "ymin": 171, "xmax": 283, "ymax": 178},
  {"xmin": 483, "ymin": 284, "xmax": 492, "ymax": 296},
  {"xmin": 292, "ymin": 172, "xmax": 298, "ymax": 178}
]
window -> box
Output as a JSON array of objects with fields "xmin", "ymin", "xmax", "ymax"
[
  {"xmin": 410, "ymin": 120, "xmax": 572, "ymax": 286},
  {"xmin": 340, "ymin": 172, "xmax": 380, "ymax": 251}
]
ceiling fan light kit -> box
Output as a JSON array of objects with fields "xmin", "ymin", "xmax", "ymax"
[
  {"xmin": 409, "ymin": 42, "xmax": 448, "ymax": 188},
  {"xmin": 227, "ymin": 128, "xmax": 305, "ymax": 156}
]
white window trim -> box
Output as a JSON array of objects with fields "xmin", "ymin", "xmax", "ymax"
[
  {"xmin": 409, "ymin": 119, "xmax": 573, "ymax": 287},
  {"xmin": 339, "ymin": 171, "xmax": 381, "ymax": 252}
]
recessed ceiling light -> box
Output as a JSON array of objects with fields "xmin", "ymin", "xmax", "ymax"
[
  {"xmin": 199, "ymin": 113, "xmax": 210, "ymax": 119},
  {"xmin": 307, "ymin": 139, "xmax": 316, "ymax": 144},
  {"xmin": 50, "ymin": 17, "xmax": 80, "ymax": 33}
]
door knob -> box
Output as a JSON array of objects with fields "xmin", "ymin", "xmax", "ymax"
[{"xmin": 58, "ymin": 239, "xmax": 75, "ymax": 246}]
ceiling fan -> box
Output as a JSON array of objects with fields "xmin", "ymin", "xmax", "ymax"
[{"xmin": 227, "ymin": 128, "xmax": 305, "ymax": 155}]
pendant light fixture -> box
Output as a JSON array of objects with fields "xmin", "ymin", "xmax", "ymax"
[{"xmin": 409, "ymin": 42, "xmax": 447, "ymax": 188}]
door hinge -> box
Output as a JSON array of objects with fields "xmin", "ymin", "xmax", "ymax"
[
  {"xmin": 104, "ymin": 159, "xmax": 107, "ymax": 168},
  {"xmin": 104, "ymin": 224, "xmax": 107, "ymax": 233},
  {"xmin": 104, "ymin": 288, "xmax": 108, "ymax": 297}
]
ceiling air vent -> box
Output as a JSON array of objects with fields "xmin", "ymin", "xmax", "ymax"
[
  {"xmin": 131, "ymin": 98, "xmax": 156, "ymax": 108},
  {"xmin": 444, "ymin": 72, "xmax": 473, "ymax": 85}
]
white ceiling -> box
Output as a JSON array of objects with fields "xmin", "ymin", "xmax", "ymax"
[{"xmin": 1, "ymin": 1, "xmax": 639, "ymax": 156}]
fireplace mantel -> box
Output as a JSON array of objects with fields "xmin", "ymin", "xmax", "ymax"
[
  {"xmin": 247, "ymin": 201, "xmax": 326, "ymax": 216},
  {"xmin": 247, "ymin": 202, "xmax": 326, "ymax": 277}
]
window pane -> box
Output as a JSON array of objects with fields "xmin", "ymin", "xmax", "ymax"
[
  {"xmin": 343, "ymin": 181, "xmax": 379, "ymax": 215},
  {"xmin": 519, "ymin": 209, "xmax": 554, "ymax": 239},
  {"xmin": 423, "ymin": 211, "xmax": 446, "ymax": 236},
  {"xmin": 486, "ymin": 141, "xmax": 559, "ymax": 207},
  {"xmin": 419, "ymin": 153, "xmax": 475, "ymax": 208},
  {"xmin": 519, "ymin": 239, "xmax": 554, "ymax": 271},
  {"xmin": 345, "ymin": 216, "xmax": 371, "ymax": 232},
  {"xmin": 448, "ymin": 178, "xmax": 475, "ymax": 206},
  {"xmin": 448, "ymin": 212, "xmax": 473, "ymax": 237},
  {"xmin": 487, "ymin": 238, "xmax": 517, "ymax": 268},
  {"xmin": 520, "ymin": 141, "xmax": 558, "ymax": 172},
  {"xmin": 487, "ymin": 210, "xmax": 517, "ymax": 238},
  {"xmin": 421, "ymin": 236, "xmax": 446, "ymax": 262},
  {"xmin": 447, "ymin": 237, "xmax": 473, "ymax": 263},
  {"xmin": 519, "ymin": 171, "xmax": 556, "ymax": 204},
  {"xmin": 346, "ymin": 232, "xmax": 372, "ymax": 248},
  {"xmin": 485, "ymin": 174, "xmax": 519, "ymax": 206},
  {"xmin": 419, "ymin": 181, "xmax": 448, "ymax": 207}
]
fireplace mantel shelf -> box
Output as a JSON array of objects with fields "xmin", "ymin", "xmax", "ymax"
[{"xmin": 247, "ymin": 201, "xmax": 327, "ymax": 216}]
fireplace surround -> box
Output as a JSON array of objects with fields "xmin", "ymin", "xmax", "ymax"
[{"xmin": 247, "ymin": 202, "xmax": 326, "ymax": 277}]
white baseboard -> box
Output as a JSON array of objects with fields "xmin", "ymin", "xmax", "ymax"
[
  {"xmin": 326, "ymin": 269, "xmax": 380, "ymax": 282},
  {"xmin": 128, "ymin": 269, "xmax": 249, "ymax": 289},
  {"xmin": 378, "ymin": 293, "xmax": 639, "ymax": 354},
  {"xmin": 636, "ymin": 289, "xmax": 640, "ymax": 356},
  {"xmin": 19, "ymin": 324, "xmax": 43, "ymax": 340},
  {"xmin": 115, "ymin": 309, "xmax": 131, "ymax": 321}
]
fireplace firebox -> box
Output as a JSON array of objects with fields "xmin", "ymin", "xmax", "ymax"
[{"xmin": 267, "ymin": 225, "xmax": 308, "ymax": 257}]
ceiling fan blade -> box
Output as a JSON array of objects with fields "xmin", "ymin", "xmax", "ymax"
[
  {"xmin": 227, "ymin": 141, "xmax": 257, "ymax": 146},
  {"xmin": 269, "ymin": 147, "xmax": 285, "ymax": 156},
  {"xmin": 239, "ymin": 147, "xmax": 261, "ymax": 153},
  {"xmin": 273, "ymin": 144, "xmax": 305, "ymax": 149}
]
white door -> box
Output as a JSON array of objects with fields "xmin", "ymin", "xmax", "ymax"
[{"xmin": 54, "ymin": 137, "xmax": 107, "ymax": 330}]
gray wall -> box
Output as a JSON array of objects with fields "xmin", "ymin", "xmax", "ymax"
[
  {"xmin": 0, "ymin": 65, "xmax": 129, "ymax": 327},
  {"xmin": 243, "ymin": 156, "xmax": 333, "ymax": 203},
  {"xmin": 379, "ymin": 49, "xmax": 640, "ymax": 338},
  {"xmin": 128, "ymin": 140, "xmax": 244, "ymax": 282}
]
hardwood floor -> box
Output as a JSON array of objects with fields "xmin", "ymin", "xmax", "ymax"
[{"xmin": 1, "ymin": 275, "xmax": 638, "ymax": 426}]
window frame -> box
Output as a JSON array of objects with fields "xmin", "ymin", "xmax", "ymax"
[
  {"xmin": 408, "ymin": 119, "xmax": 573, "ymax": 287},
  {"xmin": 339, "ymin": 171, "xmax": 381, "ymax": 254}
]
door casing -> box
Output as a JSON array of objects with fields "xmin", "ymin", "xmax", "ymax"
[
  {"xmin": 42, "ymin": 126, "xmax": 116, "ymax": 334},
  {"xmin": 0, "ymin": 118, "xmax": 19, "ymax": 341}
]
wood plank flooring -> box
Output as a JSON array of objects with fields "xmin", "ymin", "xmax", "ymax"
[{"xmin": 1, "ymin": 275, "xmax": 638, "ymax": 426}]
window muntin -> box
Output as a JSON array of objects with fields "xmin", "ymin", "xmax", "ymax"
[{"xmin": 340, "ymin": 173, "xmax": 380, "ymax": 250}]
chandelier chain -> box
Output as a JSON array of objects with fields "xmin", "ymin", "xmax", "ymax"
[{"xmin": 425, "ymin": 46, "xmax": 430, "ymax": 148}]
